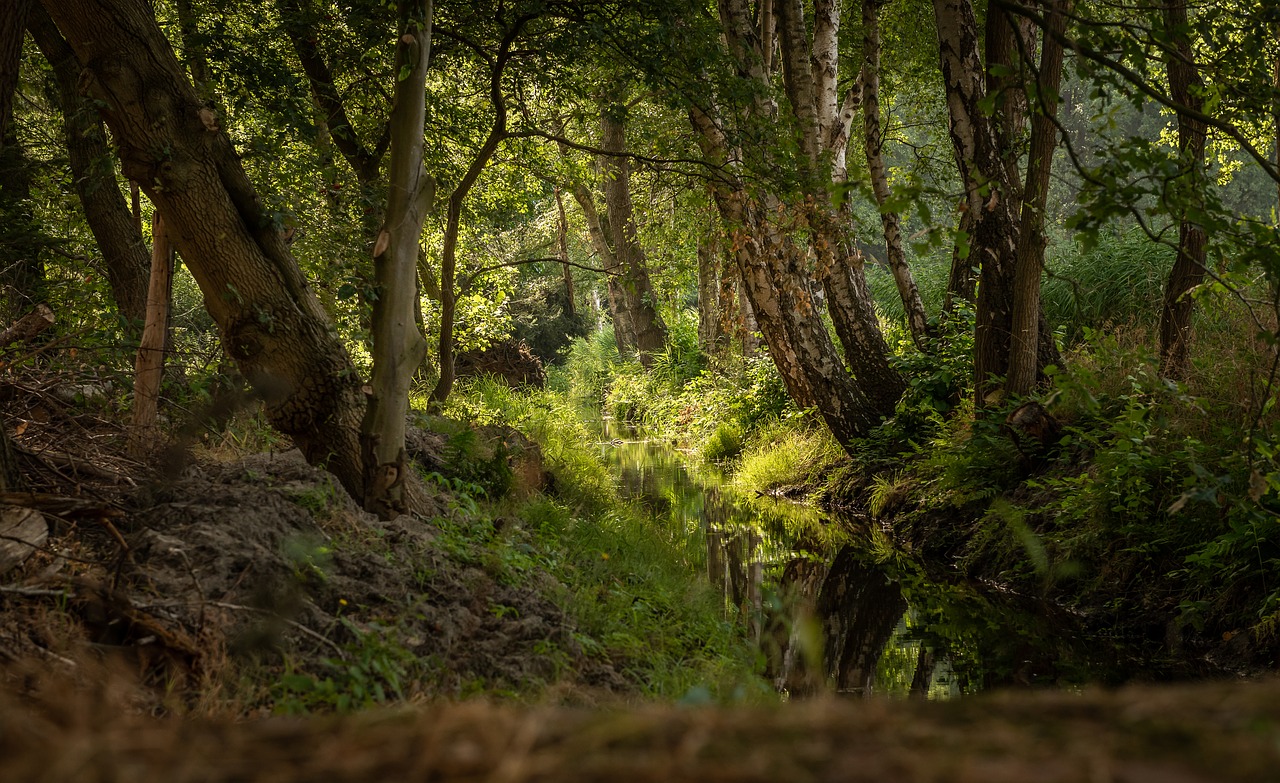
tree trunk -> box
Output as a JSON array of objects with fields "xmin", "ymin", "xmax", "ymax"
[
  {"xmin": 1006, "ymin": 0, "xmax": 1068, "ymax": 397},
  {"xmin": 130, "ymin": 210, "xmax": 172, "ymax": 457},
  {"xmin": 28, "ymin": 4, "xmax": 149, "ymax": 331},
  {"xmin": 554, "ymin": 186, "xmax": 575, "ymax": 318},
  {"xmin": 690, "ymin": 105, "xmax": 817, "ymax": 410},
  {"xmin": 361, "ymin": 0, "xmax": 431, "ymax": 520},
  {"xmin": 0, "ymin": 0, "xmax": 31, "ymax": 145},
  {"xmin": 1157, "ymin": 0, "xmax": 1209, "ymax": 380},
  {"xmin": 570, "ymin": 182, "xmax": 636, "ymax": 354},
  {"xmin": 429, "ymin": 17, "xmax": 524, "ymax": 405},
  {"xmin": 696, "ymin": 229, "xmax": 722, "ymax": 356},
  {"xmin": 775, "ymin": 0, "xmax": 904, "ymax": 422},
  {"xmin": 600, "ymin": 108, "xmax": 667, "ymax": 366},
  {"xmin": 43, "ymin": 0, "xmax": 368, "ymax": 501},
  {"xmin": 943, "ymin": 206, "xmax": 978, "ymax": 313},
  {"xmin": 861, "ymin": 0, "xmax": 928, "ymax": 349},
  {"xmin": 934, "ymin": 0, "xmax": 1022, "ymax": 406},
  {"xmin": 984, "ymin": 0, "xmax": 1034, "ymax": 201}
]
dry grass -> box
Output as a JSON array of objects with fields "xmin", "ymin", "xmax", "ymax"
[{"xmin": 3, "ymin": 667, "xmax": 1280, "ymax": 782}]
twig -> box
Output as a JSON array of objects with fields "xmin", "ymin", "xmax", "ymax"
[
  {"xmin": 138, "ymin": 599, "xmax": 347, "ymax": 658},
  {"xmin": 0, "ymin": 586, "xmax": 70, "ymax": 598}
]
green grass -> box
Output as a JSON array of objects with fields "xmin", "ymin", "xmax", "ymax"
[
  {"xmin": 443, "ymin": 377, "xmax": 769, "ymax": 702},
  {"xmin": 732, "ymin": 419, "xmax": 846, "ymax": 494}
]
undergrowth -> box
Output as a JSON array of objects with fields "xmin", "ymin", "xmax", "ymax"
[
  {"xmin": 442, "ymin": 377, "xmax": 768, "ymax": 702},
  {"xmin": 560, "ymin": 286, "xmax": 1280, "ymax": 668}
]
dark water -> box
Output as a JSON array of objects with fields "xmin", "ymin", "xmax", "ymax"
[{"xmin": 596, "ymin": 417, "xmax": 1111, "ymax": 698}]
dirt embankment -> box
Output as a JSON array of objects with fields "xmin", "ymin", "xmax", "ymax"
[{"xmin": 1, "ymin": 437, "xmax": 622, "ymax": 707}]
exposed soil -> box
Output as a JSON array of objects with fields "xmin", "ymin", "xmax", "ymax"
[{"xmin": 0, "ymin": 371, "xmax": 623, "ymax": 708}]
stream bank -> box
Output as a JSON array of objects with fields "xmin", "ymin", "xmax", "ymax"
[{"xmin": 595, "ymin": 414, "xmax": 1248, "ymax": 695}]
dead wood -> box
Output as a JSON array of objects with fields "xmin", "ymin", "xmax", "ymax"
[{"xmin": 0, "ymin": 303, "xmax": 54, "ymax": 348}]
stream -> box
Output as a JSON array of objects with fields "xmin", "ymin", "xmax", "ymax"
[{"xmin": 595, "ymin": 416, "xmax": 1116, "ymax": 697}]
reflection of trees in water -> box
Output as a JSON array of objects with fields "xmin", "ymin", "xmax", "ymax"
[
  {"xmin": 705, "ymin": 487, "xmax": 762, "ymax": 640},
  {"xmin": 765, "ymin": 548, "xmax": 912, "ymax": 698},
  {"xmin": 598, "ymin": 417, "xmax": 943, "ymax": 697},
  {"xmin": 819, "ymin": 548, "xmax": 908, "ymax": 695}
]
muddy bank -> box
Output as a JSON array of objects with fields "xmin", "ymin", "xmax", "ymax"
[{"xmin": 4, "ymin": 674, "xmax": 1278, "ymax": 782}]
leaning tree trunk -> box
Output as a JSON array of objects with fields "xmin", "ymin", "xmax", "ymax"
[
  {"xmin": 600, "ymin": 108, "xmax": 667, "ymax": 367},
  {"xmin": 775, "ymin": 0, "xmax": 905, "ymax": 423},
  {"xmin": 861, "ymin": 0, "xmax": 929, "ymax": 350},
  {"xmin": 361, "ymin": 0, "xmax": 431, "ymax": 520},
  {"xmin": 690, "ymin": 105, "xmax": 819, "ymax": 411},
  {"xmin": 43, "ymin": 0, "xmax": 368, "ymax": 501},
  {"xmin": 28, "ymin": 5, "xmax": 149, "ymax": 331},
  {"xmin": 1158, "ymin": 0, "xmax": 1209, "ymax": 380},
  {"xmin": 1005, "ymin": 0, "xmax": 1068, "ymax": 397}
]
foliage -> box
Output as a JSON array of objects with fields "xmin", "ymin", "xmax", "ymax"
[
  {"xmin": 443, "ymin": 378, "xmax": 765, "ymax": 700},
  {"xmin": 272, "ymin": 619, "xmax": 420, "ymax": 714},
  {"xmin": 1041, "ymin": 226, "xmax": 1172, "ymax": 345}
]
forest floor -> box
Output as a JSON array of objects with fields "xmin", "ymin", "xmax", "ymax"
[{"xmin": 2, "ymin": 370, "xmax": 1278, "ymax": 780}]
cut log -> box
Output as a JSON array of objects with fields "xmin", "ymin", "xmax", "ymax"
[
  {"xmin": 0, "ymin": 506, "xmax": 46, "ymax": 577},
  {"xmin": 0, "ymin": 303, "xmax": 54, "ymax": 347}
]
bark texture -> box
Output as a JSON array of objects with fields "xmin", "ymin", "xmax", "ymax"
[
  {"xmin": 28, "ymin": 5, "xmax": 149, "ymax": 329},
  {"xmin": 1005, "ymin": 0, "xmax": 1068, "ymax": 396},
  {"xmin": 361, "ymin": 0, "xmax": 431, "ymax": 519},
  {"xmin": 600, "ymin": 108, "xmax": 667, "ymax": 367},
  {"xmin": 43, "ymin": 0, "xmax": 368, "ymax": 500},
  {"xmin": 1157, "ymin": 0, "xmax": 1208, "ymax": 380}
]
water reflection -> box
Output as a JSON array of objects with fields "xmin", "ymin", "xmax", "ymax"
[{"xmin": 594, "ymin": 416, "xmax": 1100, "ymax": 697}]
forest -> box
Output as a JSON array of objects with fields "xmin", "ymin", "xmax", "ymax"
[{"xmin": 4, "ymin": 0, "xmax": 1280, "ymax": 778}]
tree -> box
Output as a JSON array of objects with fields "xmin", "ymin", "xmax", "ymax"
[
  {"xmin": 27, "ymin": 4, "xmax": 149, "ymax": 330},
  {"xmin": 428, "ymin": 10, "xmax": 532, "ymax": 404},
  {"xmin": 860, "ymin": 0, "xmax": 928, "ymax": 350},
  {"xmin": 1157, "ymin": 0, "xmax": 1209, "ymax": 380},
  {"xmin": 1005, "ymin": 0, "xmax": 1068, "ymax": 397},
  {"xmin": 599, "ymin": 103, "xmax": 667, "ymax": 367},
  {"xmin": 689, "ymin": 0, "xmax": 905, "ymax": 444},
  {"xmin": 361, "ymin": 0, "xmax": 432, "ymax": 519},
  {"xmin": 42, "ymin": 0, "xmax": 369, "ymax": 501}
]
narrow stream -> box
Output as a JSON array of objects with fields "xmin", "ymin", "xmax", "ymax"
[{"xmin": 595, "ymin": 417, "xmax": 1113, "ymax": 697}]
